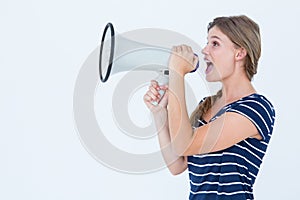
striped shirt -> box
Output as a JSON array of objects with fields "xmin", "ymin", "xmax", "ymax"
[{"xmin": 188, "ymin": 93, "xmax": 275, "ymax": 200}]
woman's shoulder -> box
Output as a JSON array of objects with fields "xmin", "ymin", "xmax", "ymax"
[
  {"xmin": 233, "ymin": 93, "xmax": 276, "ymax": 117},
  {"xmin": 239, "ymin": 93, "xmax": 274, "ymax": 107}
]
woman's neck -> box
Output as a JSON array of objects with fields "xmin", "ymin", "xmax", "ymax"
[{"xmin": 220, "ymin": 75, "xmax": 256, "ymax": 103}]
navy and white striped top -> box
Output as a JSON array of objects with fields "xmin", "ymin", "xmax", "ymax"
[{"xmin": 188, "ymin": 93, "xmax": 275, "ymax": 200}]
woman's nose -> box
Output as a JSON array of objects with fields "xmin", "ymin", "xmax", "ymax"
[{"xmin": 201, "ymin": 44, "xmax": 209, "ymax": 55}]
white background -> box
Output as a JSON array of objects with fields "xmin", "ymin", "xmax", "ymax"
[{"xmin": 1, "ymin": 0, "xmax": 299, "ymax": 199}]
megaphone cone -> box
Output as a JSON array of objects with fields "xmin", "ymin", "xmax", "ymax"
[{"xmin": 99, "ymin": 23, "xmax": 200, "ymax": 83}]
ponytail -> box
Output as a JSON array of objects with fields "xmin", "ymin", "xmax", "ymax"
[{"xmin": 190, "ymin": 90, "xmax": 222, "ymax": 126}]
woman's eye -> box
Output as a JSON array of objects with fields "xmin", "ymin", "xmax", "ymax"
[{"xmin": 212, "ymin": 41, "xmax": 219, "ymax": 47}]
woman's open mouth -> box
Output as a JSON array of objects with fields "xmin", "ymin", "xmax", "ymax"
[{"xmin": 205, "ymin": 61, "xmax": 214, "ymax": 74}]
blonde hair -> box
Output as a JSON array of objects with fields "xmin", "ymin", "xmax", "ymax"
[{"xmin": 190, "ymin": 15, "xmax": 261, "ymax": 125}]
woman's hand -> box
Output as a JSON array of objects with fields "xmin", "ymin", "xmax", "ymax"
[
  {"xmin": 168, "ymin": 45, "xmax": 199, "ymax": 76},
  {"xmin": 143, "ymin": 80, "xmax": 168, "ymax": 112}
]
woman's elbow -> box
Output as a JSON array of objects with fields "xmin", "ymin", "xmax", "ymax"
[
  {"xmin": 168, "ymin": 166, "xmax": 186, "ymax": 176},
  {"xmin": 170, "ymin": 170, "xmax": 184, "ymax": 176},
  {"xmin": 166, "ymin": 157, "xmax": 188, "ymax": 175}
]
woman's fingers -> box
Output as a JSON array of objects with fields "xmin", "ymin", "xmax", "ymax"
[
  {"xmin": 143, "ymin": 94, "xmax": 156, "ymax": 110},
  {"xmin": 180, "ymin": 44, "xmax": 188, "ymax": 52},
  {"xmin": 144, "ymin": 80, "xmax": 169, "ymax": 110},
  {"xmin": 187, "ymin": 45, "xmax": 193, "ymax": 52},
  {"xmin": 144, "ymin": 80, "xmax": 168, "ymax": 107},
  {"xmin": 150, "ymin": 80, "xmax": 160, "ymax": 89},
  {"xmin": 159, "ymin": 84, "xmax": 168, "ymax": 90},
  {"xmin": 144, "ymin": 80, "xmax": 163, "ymax": 102},
  {"xmin": 172, "ymin": 44, "xmax": 194, "ymax": 59},
  {"xmin": 143, "ymin": 93, "xmax": 154, "ymax": 103},
  {"xmin": 149, "ymin": 86, "xmax": 160, "ymax": 98},
  {"xmin": 169, "ymin": 44, "xmax": 197, "ymax": 74},
  {"xmin": 175, "ymin": 44, "xmax": 193, "ymax": 53},
  {"xmin": 147, "ymin": 89, "xmax": 158, "ymax": 101}
]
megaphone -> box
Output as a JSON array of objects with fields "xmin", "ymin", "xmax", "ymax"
[{"xmin": 99, "ymin": 23, "xmax": 200, "ymax": 85}]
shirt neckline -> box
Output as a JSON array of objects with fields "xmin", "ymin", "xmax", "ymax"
[{"xmin": 201, "ymin": 93, "xmax": 259, "ymax": 123}]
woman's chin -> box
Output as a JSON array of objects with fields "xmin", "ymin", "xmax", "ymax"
[{"xmin": 205, "ymin": 75, "xmax": 220, "ymax": 82}]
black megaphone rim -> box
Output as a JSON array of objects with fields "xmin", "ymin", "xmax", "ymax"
[{"xmin": 99, "ymin": 22, "xmax": 115, "ymax": 82}]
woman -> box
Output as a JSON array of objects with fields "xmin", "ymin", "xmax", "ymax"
[{"xmin": 143, "ymin": 15, "xmax": 275, "ymax": 200}]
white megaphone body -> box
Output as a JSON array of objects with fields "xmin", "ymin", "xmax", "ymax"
[{"xmin": 99, "ymin": 23, "xmax": 201, "ymax": 103}]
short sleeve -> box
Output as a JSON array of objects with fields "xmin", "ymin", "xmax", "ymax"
[{"xmin": 227, "ymin": 95, "xmax": 275, "ymax": 141}]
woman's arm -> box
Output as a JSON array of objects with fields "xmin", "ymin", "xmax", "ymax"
[
  {"xmin": 152, "ymin": 108, "xmax": 187, "ymax": 175},
  {"xmin": 144, "ymin": 81, "xmax": 187, "ymax": 175},
  {"xmin": 168, "ymin": 69, "xmax": 194, "ymax": 155},
  {"xmin": 167, "ymin": 45, "xmax": 198, "ymax": 155}
]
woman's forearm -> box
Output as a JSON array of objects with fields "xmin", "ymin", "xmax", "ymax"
[
  {"xmin": 152, "ymin": 108, "xmax": 187, "ymax": 175},
  {"xmin": 168, "ymin": 71, "xmax": 194, "ymax": 155}
]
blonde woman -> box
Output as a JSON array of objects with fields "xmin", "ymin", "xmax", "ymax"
[{"xmin": 144, "ymin": 15, "xmax": 275, "ymax": 200}]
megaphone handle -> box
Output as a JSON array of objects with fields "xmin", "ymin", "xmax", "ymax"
[{"xmin": 151, "ymin": 70, "xmax": 169, "ymax": 106}]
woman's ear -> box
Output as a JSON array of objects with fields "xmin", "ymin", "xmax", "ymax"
[{"xmin": 235, "ymin": 47, "xmax": 247, "ymax": 61}]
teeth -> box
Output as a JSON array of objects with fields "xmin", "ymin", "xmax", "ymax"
[
  {"xmin": 204, "ymin": 59, "xmax": 212, "ymax": 65},
  {"xmin": 204, "ymin": 58, "xmax": 213, "ymax": 70}
]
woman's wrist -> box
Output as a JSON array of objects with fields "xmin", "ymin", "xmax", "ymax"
[
  {"xmin": 151, "ymin": 106, "xmax": 168, "ymax": 129},
  {"xmin": 151, "ymin": 106, "xmax": 167, "ymax": 116},
  {"xmin": 168, "ymin": 65, "xmax": 188, "ymax": 77}
]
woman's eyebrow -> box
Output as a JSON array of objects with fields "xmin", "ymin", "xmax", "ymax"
[{"xmin": 207, "ymin": 35, "xmax": 222, "ymax": 41}]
